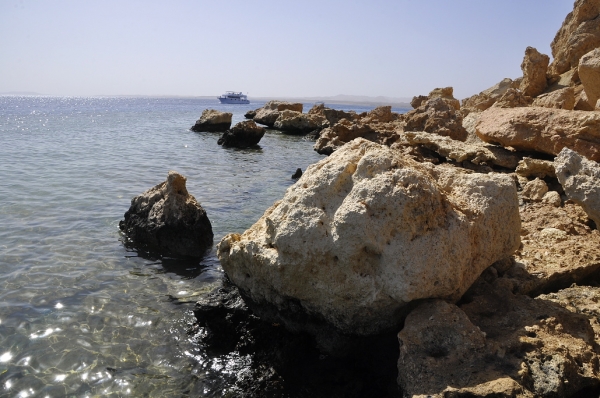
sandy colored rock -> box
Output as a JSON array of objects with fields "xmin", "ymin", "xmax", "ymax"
[
  {"xmin": 253, "ymin": 100, "xmax": 304, "ymax": 128},
  {"xmin": 313, "ymin": 119, "xmax": 398, "ymax": 155},
  {"xmin": 217, "ymin": 120, "xmax": 265, "ymax": 148},
  {"xmin": 491, "ymin": 88, "xmax": 533, "ymax": 108},
  {"xmin": 515, "ymin": 157, "xmax": 556, "ymax": 179},
  {"xmin": 462, "ymin": 78, "xmax": 515, "ymax": 113},
  {"xmin": 542, "ymin": 191, "xmax": 562, "ymax": 207},
  {"xmin": 404, "ymin": 97, "xmax": 468, "ymax": 141},
  {"xmin": 579, "ymin": 47, "xmax": 600, "ymax": 108},
  {"xmin": 520, "ymin": 47, "xmax": 550, "ymax": 97},
  {"xmin": 462, "ymin": 111, "xmax": 484, "ymax": 144},
  {"xmin": 476, "ymin": 107, "xmax": 600, "ymax": 162},
  {"xmin": 539, "ymin": 285, "xmax": 600, "ymax": 344},
  {"xmin": 505, "ymin": 202, "xmax": 600, "ymax": 296},
  {"xmin": 549, "ymin": 0, "xmax": 600, "ymax": 76},
  {"xmin": 521, "ymin": 178, "xmax": 549, "ymax": 202},
  {"xmin": 308, "ymin": 103, "xmax": 357, "ymax": 126},
  {"xmin": 410, "ymin": 95, "xmax": 428, "ymax": 109},
  {"xmin": 402, "ymin": 131, "xmax": 521, "ymax": 169},
  {"xmin": 398, "ymin": 284, "xmax": 600, "ymax": 398},
  {"xmin": 119, "ymin": 171, "xmax": 213, "ymax": 257},
  {"xmin": 532, "ymin": 86, "xmax": 575, "ymax": 110},
  {"xmin": 273, "ymin": 110, "xmax": 326, "ymax": 134},
  {"xmin": 190, "ymin": 109, "xmax": 233, "ymax": 132},
  {"xmin": 427, "ymin": 87, "xmax": 460, "ymax": 110},
  {"xmin": 218, "ymin": 138, "xmax": 520, "ymax": 337},
  {"xmin": 555, "ymin": 147, "xmax": 600, "ymax": 225}
]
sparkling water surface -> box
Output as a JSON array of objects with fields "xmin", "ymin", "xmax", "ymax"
[{"xmin": 0, "ymin": 96, "xmax": 407, "ymax": 397}]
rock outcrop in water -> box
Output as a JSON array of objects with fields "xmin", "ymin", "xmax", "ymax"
[
  {"xmin": 120, "ymin": 171, "xmax": 213, "ymax": 257},
  {"xmin": 217, "ymin": 120, "xmax": 265, "ymax": 148},
  {"xmin": 217, "ymin": 139, "xmax": 520, "ymax": 341},
  {"xmin": 252, "ymin": 100, "xmax": 304, "ymax": 128},
  {"xmin": 191, "ymin": 109, "xmax": 232, "ymax": 132}
]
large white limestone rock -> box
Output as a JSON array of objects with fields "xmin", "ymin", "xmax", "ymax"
[{"xmin": 217, "ymin": 138, "xmax": 521, "ymax": 335}]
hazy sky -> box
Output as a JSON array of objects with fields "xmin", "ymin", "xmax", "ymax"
[{"xmin": 0, "ymin": 0, "xmax": 574, "ymax": 100}]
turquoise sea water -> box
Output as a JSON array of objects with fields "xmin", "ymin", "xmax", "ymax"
[{"xmin": 0, "ymin": 96, "xmax": 408, "ymax": 397}]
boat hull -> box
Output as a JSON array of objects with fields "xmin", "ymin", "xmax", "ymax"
[{"xmin": 218, "ymin": 97, "xmax": 250, "ymax": 104}]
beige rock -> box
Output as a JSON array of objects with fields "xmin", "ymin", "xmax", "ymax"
[
  {"xmin": 505, "ymin": 202, "xmax": 600, "ymax": 296},
  {"xmin": 515, "ymin": 157, "xmax": 556, "ymax": 179},
  {"xmin": 410, "ymin": 95, "xmax": 428, "ymax": 109},
  {"xmin": 218, "ymin": 138, "xmax": 520, "ymax": 336},
  {"xmin": 522, "ymin": 178, "xmax": 549, "ymax": 202},
  {"xmin": 462, "ymin": 78, "xmax": 514, "ymax": 112},
  {"xmin": 462, "ymin": 112, "xmax": 483, "ymax": 144},
  {"xmin": 402, "ymin": 131, "xmax": 521, "ymax": 169},
  {"xmin": 555, "ymin": 147, "xmax": 600, "ymax": 225},
  {"xmin": 358, "ymin": 105, "xmax": 399, "ymax": 124},
  {"xmin": 404, "ymin": 97, "xmax": 468, "ymax": 141},
  {"xmin": 574, "ymin": 85, "xmax": 596, "ymax": 110},
  {"xmin": 491, "ymin": 88, "xmax": 532, "ymax": 108},
  {"xmin": 273, "ymin": 110, "xmax": 326, "ymax": 134},
  {"xmin": 427, "ymin": 87, "xmax": 460, "ymax": 110},
  {"xmin": 520, "ymin": 47, "xmax": 550, "ymax": 97},
  {"xmin": 307, "ymin": 103, "xmax": 357, "ymax": 126},
  {"xmin": 579, "ymin": 47, "xmax": 600, "ymax": 107},
  {"xmin": 532, "ymin": 86, "xmax": 575, "ymax": 110},
  {"xmin": 549, "ymin": 0, "xmax": 600, "ymax": 76},
  {"xmin": 476, "ymin": 107, "xmax": 600, "ymax": 162},
  {"xmin": 253, "ymin": 100, "xmax": 304, "ymax": 128},
  {"xmin": 542, "ymin": 191, "xmax": 562, "ymax": 207},
  {"xmin": 398, "ymin": 284, "xmax": 600, "ymax": 398},
  {"xmin": 190, "ymin": 109, "xmax": 232, "ymax": 132},
  {"xmin": 313, "ymin": 119, "xmax": 398, "ymax": 155}
]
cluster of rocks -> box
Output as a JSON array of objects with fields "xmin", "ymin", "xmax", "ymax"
[
  {"xmin": 120, "ymin": 0, "xmax": 600, "ymax": 396},
  {"xmin": 191, "ymin": 109, "xmax": 266, "ymax": 149}
]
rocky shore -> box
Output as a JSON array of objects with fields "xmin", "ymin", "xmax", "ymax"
[{"xmin": 118, "ymin": 0, "xmax": 600, "ymax": 396}]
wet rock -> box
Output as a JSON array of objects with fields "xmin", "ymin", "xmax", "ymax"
[
  {"xmin": 404, "ymin": 97, "xmax": 468, "ymax": 141},
  {"xmin": 218, "ymin": 138, "xmax": 520, "ymax": 340},
  {"xmin": 191, "ymin": 109, "xmax": 232, "ymax": 132},
  {"xmin": 253, "ymin": 101, "xmax": 304, "ymax": 128},
  {"xmin": 398, "ymin": 282, "xmax": 600, "ymax": 397},
  {"xmin": 401, "ymin": 131, "xmax": 521, "ymax": 169},
  {"xmin": 192, "ymin": 278, "xmax": 400, "ymax": 398},
  {"xmin": 520, "ymin": 47, "xmax": 550, "ymax": 97},
  {"xmin": 522, "ymin": 178, "xmax": 549, "ymax": 202},
  {"xmin": 291, "ymin": 168, "xmax": 302, "ymax": 179},
  {"xmin": 506, "ymin": 202, "xmax": 600, "ymax": 296},
  {"xmin": 476, "ymin": 107, "xmax": 600, "ymax": 162},
  {"xmin": 532, "ymin": 86, "xmax": 575, "ymax": 110},
  {"xmin": 548, "ymin": 0, "xmax": 600, "ymax": 76},
  {"xmin": 555, "ymin": 147, "xmax": 600, "ymax": 225},
  {"xmin": 462, "ymin": 78, "xmax": 515, "ymax": 113},
  {"xmin": 579, "ymin": 47, "xmax": 600, "ymax": 110},
  {"xmin": 119, "ymin": 171, "xmax": 213, "ymax": 257},
  {"xmin": 218, "ymin": 120, "xmax": 265, "ymax": 148},
  {"xmin": 244, "ymin": 109, "xmax": 257, "ymax": 119},
  {"xmin": 515, "ymin": 157, "xmax": 556, "ymax": 179}
]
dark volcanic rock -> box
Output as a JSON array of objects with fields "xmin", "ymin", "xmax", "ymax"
[
  {"xmin": 244, "ymin": 109, "xmax": 257, "ymax": 119},
  {"xmin": 191, "ymin": 278, "xmax": 401, "ymax": 398},
  {"xmin": 291, "ymin": 168, "xmax": 302, "ymax": 179},
  {"xmin": 191, "ymin": 109, "xmax": 232, "ymax": 133},
  {"xmin": 119, "ymin": 171, "xmax": 213, "ymax": 257},
  {"xmin": 218, "ymin": 120, "xmax": 266, "ymax": 148}
]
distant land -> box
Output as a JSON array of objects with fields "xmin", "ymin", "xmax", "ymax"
[
  {"xmin": 0, "ymin": 91, "xmax": 45, "ymax": 96},
  {"xmin": 253, "ymin": 94, "xmax": 412, "ymax": 107}
]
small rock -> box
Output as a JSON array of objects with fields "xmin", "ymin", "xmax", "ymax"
[
  {"xmin": 542, "ymin": 191, "xmax": 562, "ymax": 207},
  {"xmin": 522, "ymin": 178, "xmax": 549, "ymax": 202},
  {"xmin": 291, "ymin": 168, "xmax": 302, "ymax": 179},
  {"xmin": 515, "ymin": 157, "xmax": 556, "ymax": 179},
  {"xmin": 191, "ymin": 109, "xmax": 232, "ymax": 132}
]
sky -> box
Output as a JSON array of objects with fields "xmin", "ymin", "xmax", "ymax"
[{"xmin": 0, "ymin": 0, "xmax": 575, "ymax": 100}]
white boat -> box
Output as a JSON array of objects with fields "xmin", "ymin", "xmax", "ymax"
[{"xmin": 217, "ymin": 91, "xmax": 250, "ymax": 104}]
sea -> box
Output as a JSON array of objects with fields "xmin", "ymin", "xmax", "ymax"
[{"xmin": 0, "ymin": 96, "xmax": 409, "ymax": 397}]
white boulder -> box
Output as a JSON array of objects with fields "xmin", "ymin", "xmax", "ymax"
[{"xmin": 217, "ymin": 138, "xmax": 521, "ymax": 336}]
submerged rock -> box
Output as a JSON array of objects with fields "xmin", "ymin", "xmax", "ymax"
[
  {"xmin": 218, "ymin": 120, "xmax": 265, "ymax": 148},
  {"xmin": 217, "ymin": 138, "xmax": 520, "ymax": 341},
  {"xmin": 476, "ymin": 107, "xmax": 600, "ymax": 161},
  {"xmin": 191, "ymin": 109, "xmax": 232, "ymax": 132},
  {"xmin": 119, "ymin": 171, "xmax": 213, "ymax": 257},
  {"xmin": 555, "ymin": 147, "xmax": 600, "ymax": 225}
]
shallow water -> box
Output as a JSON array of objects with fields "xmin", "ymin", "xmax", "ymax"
[{"xmin": 0, "ymin": 96, "xmax": 407, "ymax": 397}]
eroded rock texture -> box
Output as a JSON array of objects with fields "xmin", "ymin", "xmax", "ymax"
[
  {"xmin": 218, "ymin": 120, "xmax": 265, "ymax": 148},
  {"xmin": 119, "ymin": 171, "xmax": 213, "ymax": 257},
  {"xmin": 218, "ymin": 138, "xmax": 520, "ymax": 339},
  {"xmin": 191, "ymin": 109, "xmax": 233, "ymax": 132}
]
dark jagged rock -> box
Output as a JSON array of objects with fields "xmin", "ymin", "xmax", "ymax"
[
  {"xmin": 191, "ymin": 278, "xmax": 401, "ymax": 398},
  {"xmin": 291, "ymin": 168, "xmax": 302, "ymax": 179},
  {"xmin": 119, "ymin": 171, "xmax": 213, "ymax": 257},
  {"xmin": 244, "ymin": 109, "xmax": 257, "ymax": 119},
  {"xmin": 218, "ymin": 120, "xmax": 266, "ymax": 148},
  {"xmin": 191, "ymin": 109, "xmax": 232, "ymax": 132}
]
